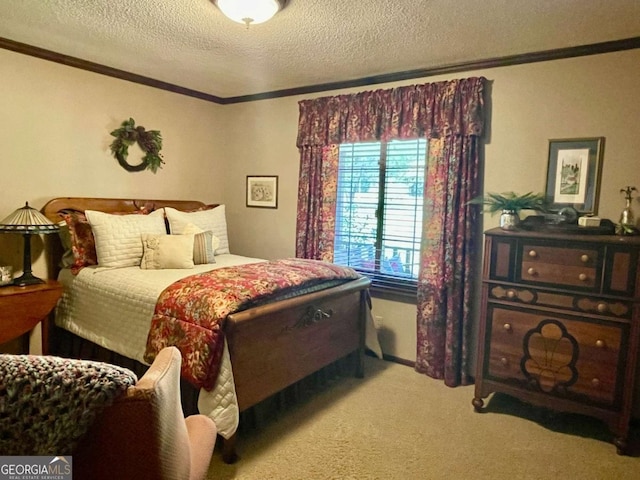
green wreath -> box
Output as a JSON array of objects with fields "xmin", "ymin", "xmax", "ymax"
[{"xmin": 109, "ymin": 118, "xmax": 164, "ymax": 173}]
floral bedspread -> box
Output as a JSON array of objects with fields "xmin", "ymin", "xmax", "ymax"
[{"xmin": 143, "ymin": 258, "xmax": 360, "ymax": 390}]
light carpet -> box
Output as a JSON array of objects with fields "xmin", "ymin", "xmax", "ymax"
[{"xmin": 207, "ymin": 356, "xmax": 639, "ymax": 479}]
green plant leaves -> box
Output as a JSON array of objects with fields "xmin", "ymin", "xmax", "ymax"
[
  {"xmin": 468, "ymin": 191, "xmax": 547, "ymax": 215},
  {"xmin": 109, "ymin": 118, "xmax": 164, "ymax": 173}
]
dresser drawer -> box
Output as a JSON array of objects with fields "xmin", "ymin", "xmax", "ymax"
[
  {"xmin": 519, "ymin": 243, "xmax": 601, "ymax": 289},
  {"xmin": 485, "ymin": 305, "xmax": 626, "ymax": 406},
  {"xmin": 488, "ymin": 285, "xmax": 632, "ymax": 319}
]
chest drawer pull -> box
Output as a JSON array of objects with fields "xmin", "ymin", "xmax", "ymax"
[
  {"xmin": 595, "ymin": 339, "xmax": 606, "ymax": 348},
  {"xmin": 581, "ymin": 254, "xmax": 590, "ymax": 263},
  {"xmin": 506, "ymin": 290, "xmax": 517, "ymax": 299},
  {"xmin": 578, "ymin": 273, "xmax": 588, "ymax": 282},
  {"xmin": 527, "ymin": 267, "xmax": 537, "ymax": 276},
  {"xmin": 503, "ymin": 323, "xmax": 512, "ymax": 332},
  {"xmin": 597, "ymin": 303, "xmax": 608, "ymax": 313},
  {"xmin": 591, "ymin": 378, "xmax": 601, "ymax": 388},
  {"xmin": 500, "ymin": 357, "xmax": 509, "ymax": 366},
  {"xmin": 528, "ymin": 250, "xmax": 538, "ymax": 258}
]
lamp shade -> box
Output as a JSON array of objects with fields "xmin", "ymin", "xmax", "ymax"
[
  {"xmin": 216, "ymin": 0, "xmax": 284, "ymax": 26},
  {"xmin": 0, "ymin": 202, "xmax": 58, "ymax": 233},
  {"xmin": 0, "ymin": 202, "xmax": 58, "ymax": 286}
]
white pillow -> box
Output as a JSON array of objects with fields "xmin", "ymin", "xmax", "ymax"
[
  {"xmin": 164, "ymin": 206, "xmax": 229, "ymax": 254},
  {"xmin": 140, "ymin": 234, "xmax": 195, "ymax": 270},
  {"xmin": 85, "ymin": 209, "xmax": 167, "ymax": 268}
]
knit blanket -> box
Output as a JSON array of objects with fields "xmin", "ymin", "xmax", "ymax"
[
  {"xmin": 144, "ymin": 258, "xmax": 360, "ymax": 390},
  {"xmin": 0, "ymin": 354, "xmax": 137, "ymax": 455}
]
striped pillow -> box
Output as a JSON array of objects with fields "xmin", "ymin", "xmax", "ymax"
[{"xmin": 193, "ymin": 230, "xmax": 216, "ymax": 264}]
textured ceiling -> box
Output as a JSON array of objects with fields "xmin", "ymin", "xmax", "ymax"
[{"xmin": 0, "ymin": 0, "xmax": 639, "ymax": 99}]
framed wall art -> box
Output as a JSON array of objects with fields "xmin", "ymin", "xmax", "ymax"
[
  {"xmin": 544, "ymin": 137, "xmax": 605, "ymax": 215},
  {"xmin": 246, "ymin": 175, "xmax": 278, "ymax": 209}
]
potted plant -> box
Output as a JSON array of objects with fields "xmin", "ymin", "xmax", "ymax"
[{"xmin": 468, "ymin": 191, "xmax": 547, "ymax": 230}]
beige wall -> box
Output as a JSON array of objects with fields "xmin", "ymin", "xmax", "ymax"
[
  {"xmin": 221, "ymin": 98, "xmax": 301, "ymax": 260},
  {"xmin": 1, "ymin": 47, "xmax": 639, "ymax": 377}
]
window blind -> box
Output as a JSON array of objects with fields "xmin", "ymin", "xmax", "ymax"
[{"xmin": 334, "ymin": 139, "xmax": 426, "ymax": 295}]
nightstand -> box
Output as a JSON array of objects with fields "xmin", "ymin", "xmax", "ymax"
[{"xmin": 0, "ymin": 280, "xmax": 63, "ymax": 355}]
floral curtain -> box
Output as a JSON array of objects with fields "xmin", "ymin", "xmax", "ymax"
[
  {"xmin": 415, "ymin": 136, "xmax": 481, "ymax": 386},
  {"xmin": 295, "ymin": 144, "xmax": 340, "ymax": 261},
  {"xmin": 295, "ymin": 77, "xmax": 486, "ymax": 385}
]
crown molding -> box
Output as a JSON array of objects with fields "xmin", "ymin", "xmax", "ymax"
[
  {"xmin": 1, "ymin": 35, "xmax": 639, "ymax": 105},
  {"xmin": 0, "ymin": 37, "xmax": 225, "ymax": 104}
]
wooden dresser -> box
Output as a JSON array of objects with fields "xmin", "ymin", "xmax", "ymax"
[{"xmin": 472, "ymin": 227, "xmax": 640, "ymax": 454}]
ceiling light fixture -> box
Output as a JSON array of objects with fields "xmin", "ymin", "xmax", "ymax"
[{"xmin": 215, "ymin": 0, "xmax": 287, "ymax": 28}]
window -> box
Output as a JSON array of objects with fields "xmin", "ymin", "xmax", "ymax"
[{"xmin": 333, "ymin": 139, "xmax": 426, "ymax": 299}]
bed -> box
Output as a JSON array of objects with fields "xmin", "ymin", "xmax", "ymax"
[{"xmin": 41, "ymin": 196, "xmax": 374, "ymax": 463}]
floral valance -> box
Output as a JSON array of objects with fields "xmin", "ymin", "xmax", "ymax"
[{"xmin": 297, "ymin": 77, "xmax": 486, "ymax": 147}]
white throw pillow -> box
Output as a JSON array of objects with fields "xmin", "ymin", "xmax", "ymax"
[
  {"xmin": 164, "ymin": 206, "xmax": 229, "ymax": 254},
  {"xmin": 140, "ymin": 234, "xmax": 195, "ymax": 269},
  {"xmin": 85, "ymin": 209, "xmax": 167, "ymax": 268}
]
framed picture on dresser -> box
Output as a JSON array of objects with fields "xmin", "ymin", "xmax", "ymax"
[{"xmin": 544, "ymin": 137, "xmax": 605, "ymax": 215}]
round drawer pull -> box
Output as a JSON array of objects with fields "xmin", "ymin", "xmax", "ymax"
[
  {"xmin": 596, "ymin": 303, "xmax": 608, "ymax": 313},
  {"xmin": 527, "ymin": 267, "xmax": 537, "ymax": 276},
  {"xmin": 595, "ymin": 339, "xmax": 606, "ymax": 348},
  {"xmin": 581, "ymin": 254, "xmax": 590, "ymax": 263},
  {"xmin": 506, "ymin": 290, "xmax": 517, "ymax": 299},
  {"xmin": 528, "ymin": 250, "xmax": 538, "ymax": 258},
  {"xmin": 500, "ymin": 357, "xmax": 509, "ymax": 366},
  {"xmin": 503, "ymin": 323, "xmax": 512, "ymax": 332},
  {"xmin": 591, "ymin": 378, "xmax": 601, "ymax": 388},
  {"xmin": 578, "ymin": 273, "xmax": 588, "ymax": 281}
]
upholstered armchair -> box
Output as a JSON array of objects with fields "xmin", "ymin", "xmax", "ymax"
[
  {"xmin": 73, "ymin": 346, "xmax": 217, "ymax": 480},
  {"xmin": 0, "ymin": 347, "xmax": 215, "ymax": 479}
]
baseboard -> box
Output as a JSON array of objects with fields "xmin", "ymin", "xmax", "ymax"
[
  {"xmin": 365, "ymin": 349, "xmax": 415, "ymax": 368},
  {"xmin": 382, "ymin": 352, "xmax": 415, "ymax": 368}
]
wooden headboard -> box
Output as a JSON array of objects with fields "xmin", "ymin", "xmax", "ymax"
[
  {"xmin": 41, "ymin": 197, "xmax": 212, "ymax": 279},
  {"xmin": 41, "ymin": 197, "xmax": 208, "ymax": 223}
]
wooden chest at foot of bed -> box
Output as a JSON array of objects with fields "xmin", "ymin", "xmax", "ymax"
[{"xmin": 226, "ymin": 277, "xmax": 369, "ymax": 411}]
